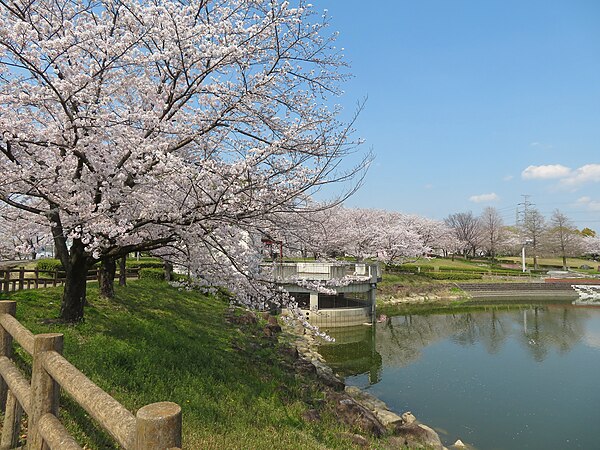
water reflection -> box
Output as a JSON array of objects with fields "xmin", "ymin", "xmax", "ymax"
[
  {"xmin": 318, "ymin": 325, "xmax": 382, "ymax": 384},
  {"xmin": 321, "ymin": 306, "xmax": 590, "ymax": 381},
  {"xmin": 319, "ymin": 305, "xmax": 600, "ymax": 450}
]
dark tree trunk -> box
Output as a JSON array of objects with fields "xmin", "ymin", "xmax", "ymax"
[
  {"xmin": 119, "ymin": 256, "xmax": 127, "ymax": 286},
  {"xmin": 164, "ymin": 261, "xmax": 173, "ymax": 282},
  {"xmin": 59, "ymin": 240, "xmax": 90, "ymax": 322},
  {"xmin": 562, "ymin": 255, "xmax": 567, "ymax": 271},
  {"xmin": 98, "ymin": 258, "xmax": 116, "ymax": 298}
]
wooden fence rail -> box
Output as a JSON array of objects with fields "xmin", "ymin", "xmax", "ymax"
[
  {"xmin": 0, "ymin": 268, "xmax": 141, "ymax": 294},
  {"xmin": 0, "ymin": 301, "xmax": 181, "ymax": 450}
]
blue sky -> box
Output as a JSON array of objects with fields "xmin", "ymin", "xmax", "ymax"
[{"xmin": 315, "ymin": 0, "xmax": 600, "ymax": 231}]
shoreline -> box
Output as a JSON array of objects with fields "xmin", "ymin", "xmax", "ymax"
[{"xmin": 285, "ymin": 319, "xmax": 465, "ymax": 450}]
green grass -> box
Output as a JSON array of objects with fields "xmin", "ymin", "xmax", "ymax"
[
  {"xmin": 377, "ymin": 299, "xmax": 573, "ymax": 318},
  {"xmin": 2, "ymin": 280, "xmax": 364, "ymax": 449},
  {"xmin": 501, "ymin": 256, "xmax": 599, "ymax": 272}
]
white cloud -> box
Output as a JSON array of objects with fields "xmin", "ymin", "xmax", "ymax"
[
  {"xmin": 503, "ymin": 175, "xmax": 514, "ymax": 182},
  {"xmin": 575, "ymin": 196, "xmax": 600, "ymax": 211},
  {"xmin": 521, "ymin": 164, "xmax": 572, "ymax": 180},
  {"xmin": 522, "ymin": 163, "xmax": 600, "ymax": 189},
  {"xmin": 469, "ymin": 193, "xmax": 499, "ymax": 203},
  {"xmin": 529, "ymin": 142, "xmax": 553, "ymax": 150},
  {"xmin": 560, "ymin": 164, "xmax": 600, "ymax": 187}
]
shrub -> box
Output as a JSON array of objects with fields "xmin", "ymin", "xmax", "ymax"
[
  {"xmin": 424, "ymin": 272, "xmax": 483, "ymax": 280},
  {"xmin": 437, "ymin": 265, "xmax": 485, "ymax": 273},
  {"xmin": 139, "ymin": 268, "xmax": 165, "ymax": 280},
  {"xmin": 36, "ymin": 259, "xmax": 64, "ymax": 273},
  {"xmin": 125, "ymin": 258, "xmax": 164, "ymax": 269},
  {"xmin": 386, "ymin": 263, "xmax": 433, "ymax": 273}
]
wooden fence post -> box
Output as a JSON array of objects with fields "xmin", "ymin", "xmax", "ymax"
[
  {"xmin": 1, "ymin": 271, "xmax": 8, "ymax": 294},
  {"xmin": 18, "ymin": 267, "xmax": 25, "ymax": 291},
  {"xmin": 0, "ymin": 301, "xmax": 16, "ymax": 413},
  {"xmin": 135, "ymin": 402, "xmax": 181, "ymax": 450},
  {"xmin": 1, "ymin": 391, "xmax": 23, "ymax": 450},
  {"xmin": 30, "ymin": 333, "xmax": 64, "ymax": 450},
  {"xmin": 35, "ymin": 268, "xmax": 39, "ymax": 289},
  {"xmin": 52, "ymin": 270, "xmax": 58, "ymax": 288}
]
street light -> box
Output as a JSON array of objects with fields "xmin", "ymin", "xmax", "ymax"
[{"xmin": 522, "ymin": 239, "xmax": 533, "ymax": 273}]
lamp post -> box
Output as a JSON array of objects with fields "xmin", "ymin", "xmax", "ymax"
[{"xmin": 521, "ymin": 239, "xmax": 533, "ymax": 273}]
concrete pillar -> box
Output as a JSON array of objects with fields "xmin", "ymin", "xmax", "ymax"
[
  {"xmin": 309, "ymin": 292, "xmax": 319, "ymax": 311},
  {"xmin": 368, "ymin": 283, "xmax": 377, "ymax": 321}
]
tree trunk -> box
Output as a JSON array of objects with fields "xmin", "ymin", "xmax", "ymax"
[
  {"xmin": 119, "ymin": 256, "xmax": 127, "ymax": 286},
  {"xmin": 164, "ymin": 261, "xmax": 173, "ymax": 282},
  {"xmin": 98, "ymin": 258, "xmax": 116, "ymax": 299},
  {"xmin": 533, "ymin": 255, "xmax": 539, "ymax": 270},
  {"xmin": 59, "ymin": 241, "xmax": 90, "ymax": 322},
  {"xmin": 562, "ymin": 255, "xmax": 567, "ymax": 271}
]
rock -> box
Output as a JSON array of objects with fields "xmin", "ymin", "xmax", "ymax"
[
  {"xmin": 264, "ymin": 323, "xmax": 282, "ymax": 336},
  {"xmin": 281, "ymin": 346, "xmax": 299, "ymax": 360},
  {"xmin": 393, "ymin": 422, "xmax": 444, "ymax": 450},
  {"xmin": 338, "ymin": 432, "xmax": 370, "ymax": 447},
  {"xmin": 374, "ymin": 408, "xmax": 403, "ymax": 428},
  {"xmin": 453, "ymin": 439, "xmax": 466, "ymax": 448},
  {"xmin": 345, "ymin": 386, "xmax": 362, "ymax": 397},
  {"xmin": 293, "ymin": 358, "xmax": 316, "ymax": 375},
  {"xmin": 327, "ymin": 392, "xmax": 387, "ymax": 437},
  {"xmin": 401, "ymin": 411, "xmax": 416, "ymax": 425},
  {"xmin": 227, "ymin": 310, "xmax": 257, "ymax": 325},
  {"xmin": 313, "ymin": 361, "xmax": 345, "ymax": 391},
  {"xmin": 301, "ymin": 409, "xmax": 321, "ymax": 423}
]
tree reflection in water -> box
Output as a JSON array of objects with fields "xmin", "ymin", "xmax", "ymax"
[{"xmin": 320, "ymin": 305, "xmax": 589, "ymax": 381}]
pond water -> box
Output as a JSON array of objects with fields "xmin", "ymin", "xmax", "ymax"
[{"xmin": 318, "ymin": 303, "xmax": 600, "ymax": 450}]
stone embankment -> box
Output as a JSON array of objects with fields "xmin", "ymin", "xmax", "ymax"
[
  {"xmin": 456, "ymin": 282, "xmax": 579, "ymax": 299},
  {"xmin": 288, "ymin": 324, "xmax": 469, "ymax": 449}
]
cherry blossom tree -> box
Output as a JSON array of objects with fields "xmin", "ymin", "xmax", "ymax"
[
  {"xmin": 582, "ymin": 236, "xmax": 600, "ymax": 258},
  {"xmin": 295, "ymin": 207, "xmax": 428, "ymax": 264},
  {"xmin": 0, "ymin": 203, "xmax": 52, "ymax": 259},
  {"xmin": 0, "ymin": 0, "xmax": 368, "ymax": 321}
]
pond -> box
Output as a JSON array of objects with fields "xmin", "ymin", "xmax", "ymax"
[{"xmin": 318, "ymin": 303, "xmax": 600, "ymax": 450}]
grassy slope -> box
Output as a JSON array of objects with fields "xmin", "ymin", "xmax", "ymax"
[{"xmin": 3, "ymin": 280, "xmax": 361, "ymax": 450}]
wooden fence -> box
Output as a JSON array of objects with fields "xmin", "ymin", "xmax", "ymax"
[
  {"xmin": 0, "ymin": 268, "xmax": 140, "ymax": 294},
  {"xmin": 0, "ymin": 301, "xmax": 181, "ymax": 450}
]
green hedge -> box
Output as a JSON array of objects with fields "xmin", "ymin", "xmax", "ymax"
[
  {"xmin": 424, "ymin": 272, "xmax": 483, "ymax": 280},
  {"xmin": 125, "ymin": 258, "xmax": 164, "ymax": 269},
  {"xmin": 36, "ymin": 259, "xmax": 64, "ymax": 273},
  {"xmin": 139, "ymin": 268, "xmax": 165, "ymax": 280},
  {"xmin": 386, "ymin": 264, "xmax": 434, "ymax": 273}
]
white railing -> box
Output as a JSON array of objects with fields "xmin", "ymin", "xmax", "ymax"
[{"xmin": 268, "ymin": 262, "xmax": 380, "ymax": 283}]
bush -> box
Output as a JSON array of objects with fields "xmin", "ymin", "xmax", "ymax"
[
  {"xmin": 424, "ymin": 272, "xmax": 483, "ymax": 280},
  {"xmin": 139, "ymin": 268, "xmax": 165, "ymax": 280},
  {"xmin": 386, "ymin": 263, "xmax": 433, "ymax": 273},
  {"xmin": 437, "ymin": 265, "xmax": 485, "ymax": 273},
  {"xmin": 36, "ymin": 259, "xmax": 64, "ymax": 273},
  {"xmin": 125, "ymin": 258, "xmax": 164, "ymax": 269}
]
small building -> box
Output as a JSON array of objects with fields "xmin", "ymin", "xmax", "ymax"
[{"xmin": 271, "ymin": 261, "xmax": 381, "ymax": 328}]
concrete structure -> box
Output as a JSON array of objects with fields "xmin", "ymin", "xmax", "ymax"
[{"xmin": 271, "ymin": 262, "xmax": 381, "ymax": 328}]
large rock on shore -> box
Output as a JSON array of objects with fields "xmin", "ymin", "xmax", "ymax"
[
  {"xmin": 391, "ymin": 422, "xmax": 445, "ymax": 450},
  {"xmin": 326, "ymin": 392, "xmax": 387, "ymax": 437}
]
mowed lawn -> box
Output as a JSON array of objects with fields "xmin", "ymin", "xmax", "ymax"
[{"xmin": 2, "ymin": 280, "xmax": 362, "ymax": 449}]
